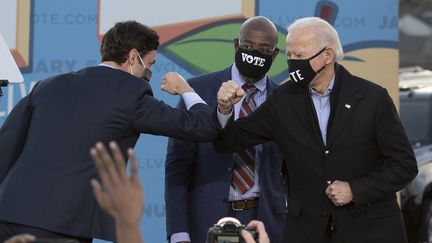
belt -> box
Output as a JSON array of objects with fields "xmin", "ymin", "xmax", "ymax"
[{"xmin": 229, "ymin": 198, "xmax": 259, "ymax": 211}]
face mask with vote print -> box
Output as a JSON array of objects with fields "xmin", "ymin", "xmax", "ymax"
[
  {"xmin": 235, "ymin": 47, "xmax": 273, "ymax": 79},
  {"xmin": 287, "ymin": 47, "xmax": 326, "ymax": 88}
]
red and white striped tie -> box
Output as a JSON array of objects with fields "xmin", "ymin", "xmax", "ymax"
[{"xmin": 232, "ymin": 84, "xmax": 258, "ymax": 194}]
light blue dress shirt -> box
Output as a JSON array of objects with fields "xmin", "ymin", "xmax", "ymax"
[{"xmin": 309, "ymin": 76, "xmax": 335, "ymax": 145}]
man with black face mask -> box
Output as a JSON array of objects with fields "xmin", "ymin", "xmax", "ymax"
[
  {"xmin": 215, "ymin": 17, "xmax": 418, "ymax": 243},
  {"xmin": 165, "ymin": 16, "xmax": 287, "ymax": 243}
]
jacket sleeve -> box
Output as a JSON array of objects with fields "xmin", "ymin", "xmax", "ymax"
[
  {"xmin": 213, "ymin": 95, "xmax": 275, "ymax": 153},
  {"xmin": 349, "ymin": 88, "xmax": 418, "ymax": 205},
  {"xmin": 164, "ymin": 98, "xmax": 196, "ymax": 238},
  {"xmin": 0, "ymin": 92, "xmax": 33, "ymax": 183},
  {"xmin": 131, "ymin": 84, "xmax": 219, "ymax": 142}
]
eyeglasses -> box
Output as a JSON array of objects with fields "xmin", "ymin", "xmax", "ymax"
[{"xmin": 236, "ymin": 39, "xmax": 278, "ymax": 55}]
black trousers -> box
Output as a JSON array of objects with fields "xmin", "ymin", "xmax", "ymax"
[
  {"xmin": 0, "ymin": 221, "xmax": 92, "ymax": 243},
  {"xmin": 322, "ymin": 217, "xmax": 344, "ymax": 243}
]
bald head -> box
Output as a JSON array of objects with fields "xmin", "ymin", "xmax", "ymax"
[
  {"xmin": 234, "ymin": 17, "xmax": 279, "ymax": 82},
  {"xmin": 238, "ymin": 16, "xmax": 278, "ymax": 48}
]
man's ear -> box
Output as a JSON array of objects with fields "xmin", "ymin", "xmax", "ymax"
[
  {"xmin": 272, "ymin": 47, "xmax": 280, "ymax": 62},
  {"xmin": 127, "ymin": 49, "xmax": 138, "ymax": 65},
  {"xmin": 233, "ymin": 38, "xmax": 239, "ymax": 50},
  {"xmin": 325, "ymin": 48, "xmax": 334, "ymax": 64}
]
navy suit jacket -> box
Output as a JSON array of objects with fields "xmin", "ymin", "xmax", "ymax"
[
  {"xmin": 0, "ymin": 66, "xmax": 218, "ymax": 241},
  {"xmin": 165, "ymin": 67, "xmax": 287, "ymax": 243}
]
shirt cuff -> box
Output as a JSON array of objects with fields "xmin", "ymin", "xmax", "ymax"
[
  {"xmin": 181, "ymin": 92, "xmax": 207, "ymax": 110},
  {"xmin": 170, "ymin": 232, "xmax": 191, "ymax": 243},
  {"xmin": 217, "ymin": 107, "xmax": 233, "ymax": 128}
]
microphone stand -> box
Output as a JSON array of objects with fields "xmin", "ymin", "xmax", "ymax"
[{"xmin": 0, "ymin": 79, "xmax": 8, "ymax": 96}]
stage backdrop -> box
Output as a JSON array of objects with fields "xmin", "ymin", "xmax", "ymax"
[{"xmin": 0, "ymin": 0, "xmax": 399, "ymax": 242}]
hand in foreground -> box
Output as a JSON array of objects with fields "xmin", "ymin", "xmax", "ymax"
[
  {"xmin": 217, "ymin": 80, "xmax": 244, "ymax": 114},
  {"xmin": 241, "ymin": 220, "xmax": 270, "ymax": 243},
  {"xmin": 90, "ymin": 142, "xmax": 143, "ymax": 226},
  {"xmin": 4, "ymin": 234, "xmax": 35, "ymax": 243},
  {"xmin": 325, "ymin": 180, "xmax": 353, "ymax": 206},
  {"xmin": 161, "ymin": 72, "xmax": 194, "ymax": 95}
]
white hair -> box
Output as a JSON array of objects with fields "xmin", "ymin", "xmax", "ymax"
[{"xmin": 287, "ymin": 17, "xmax": 344, "ymax": 61}]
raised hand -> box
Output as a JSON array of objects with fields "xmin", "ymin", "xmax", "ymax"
[
  {"xmin": 161, "ymin": 72, "xmax": 194, "ymax": 95},
  {"xmin": 217, "ymin": 80, "xmax": 245, "ymax": 114}
]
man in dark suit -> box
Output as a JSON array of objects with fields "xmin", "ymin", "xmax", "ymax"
[
  {"xmin": 165, "ymin": 16, "xmax": 287, "ymax": 243},
  {"xmin": 0, "ymin": 21, "xmax": 218, "ymax": 243},
  {"xmin": 215, "ymin": 17, "xmax": 418, "ymax": 243}
]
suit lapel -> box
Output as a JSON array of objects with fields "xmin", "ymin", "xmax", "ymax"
[
  {"xmin": 209, "ymin": 66, "xmax": 232, "ymax": 108},
  {"xmin": 264, "ymin": 78, "xmax": 322, "ymax": 147},
  {"xmin": 327, "ymin": 65, "xmax": 363, "ymax": 146},
  {"xmin": 266, "ymin": 77, "xmax": 277, "ymax": 95},
  {"xmin": 217, "ymin": 66, "xmax": 232, "ymax": 87},
  {"xmin": 262, "ymin": 78, "xmax": 279, "ymax": 153},
  {"xmin": 291, "ymin": 86, "xmax": 325, "ymax": 146}
]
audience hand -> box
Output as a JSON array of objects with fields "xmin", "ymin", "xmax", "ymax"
[
  {"xmin": 241, "ymin": 220, "xmax": 270, "ymax": 243},
  {"xmin": 90, "ymin": 142, "xmax": 143, "ymax": 225},
  {"xmin": 4, "ymin": 234, "xmax": 35, "ymax": 243},
  {"xmin": 90, "ymin": 142, "xmax": 143, "ymax": 243}
]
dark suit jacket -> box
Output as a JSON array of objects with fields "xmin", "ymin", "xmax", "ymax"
[
  {"xmin": 214, "ymin": 63, "xmax": 418, "ymax": 243},
  {"xmin": 0, "ymin": 66, "xmax": 218, "ymax": 241},
  {"xmin": 165, "ymin": 67, "xmax": 287, "ymax": 243}
]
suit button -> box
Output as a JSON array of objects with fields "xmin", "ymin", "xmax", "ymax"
[
  {"xmin": 325, "ymin": 150, "xmax": 330, "ymax": 155},
  {"xmin": 367, "ymin": 203, "xmax": 371, "ymax": 207},
  {"xmin": 228, "ymin": 167, "xmax": 232, "ymax": 171}
]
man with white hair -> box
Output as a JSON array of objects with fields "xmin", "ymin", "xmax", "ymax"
[{"xmin": 214, "ymin": 17, "xmax": 418, "ymax": 243}]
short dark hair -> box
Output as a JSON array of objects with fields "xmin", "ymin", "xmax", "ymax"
[{"xmin": 100, "ymin": 21, "xmax": 159, "ymax": 64}]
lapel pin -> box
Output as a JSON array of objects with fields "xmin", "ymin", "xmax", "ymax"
[{"xmin": 345, "ymin": 104, "xmax": 351, "ymax": 109}]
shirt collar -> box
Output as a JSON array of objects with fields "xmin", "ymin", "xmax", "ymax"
[
  {"xmin": 98, "ymin": 63, "xmax": 117, "ymax": 69},
  {"xmin": 231, "ymin": 64, "xmax": 267, "ymax": 93},
  {"xmin": 309, "ymin": 75, "xmax": 335, "ymax": 97}
]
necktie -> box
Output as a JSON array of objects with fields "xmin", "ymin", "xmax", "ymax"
[{"xmin": 232, "ymin": 84, "xmax": 259, "ymax": 194}]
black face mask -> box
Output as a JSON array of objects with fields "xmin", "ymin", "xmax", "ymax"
[
  {"xmin": 287, "ymin": 47, "xmax": 326, "ymax": 88},
  {"xmin": 134, "ymin": 51, "xmax": 152, "ymax": 82},
  {"xmin": 235, "ymin": 47, "xmax": 273, "ymax": 80},
  {"xmin": 141, "ymin": 68, "xmax": 152, "ymax": 82}
]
